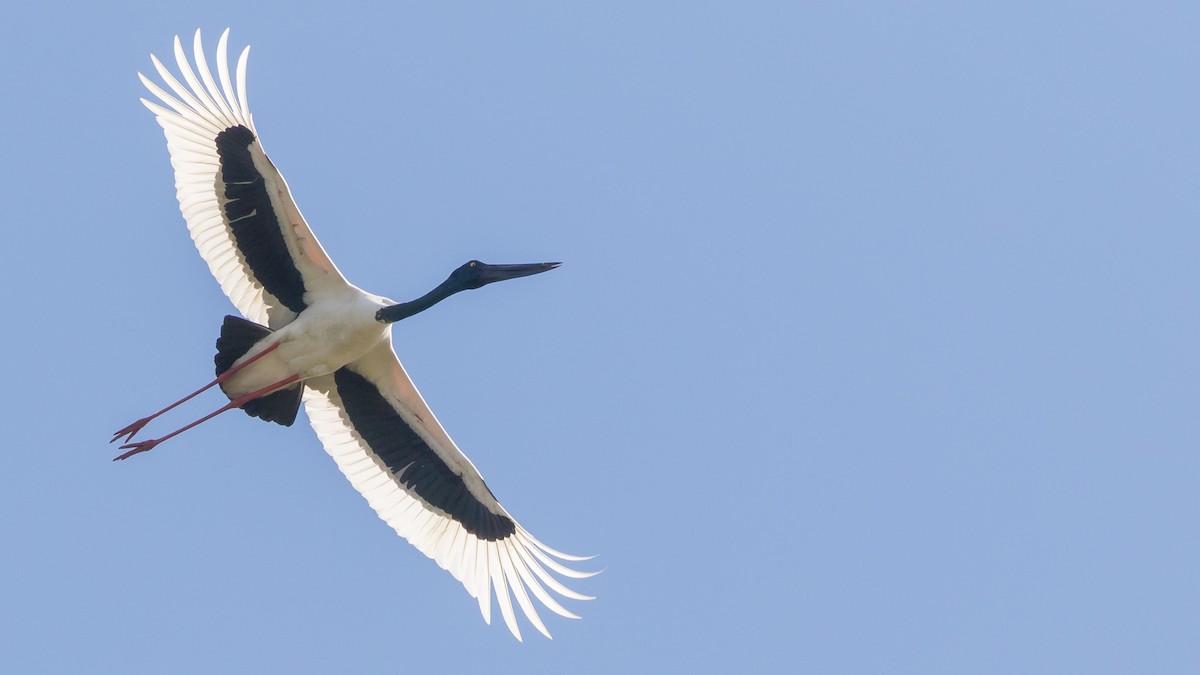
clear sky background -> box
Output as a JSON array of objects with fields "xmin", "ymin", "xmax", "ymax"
[{"xmin": 1, "ymin": 2, "xmax": 1197, "ymax": 673}]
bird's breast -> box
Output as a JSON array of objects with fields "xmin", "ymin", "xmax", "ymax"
[
  {"xmin": 277, "ymin": 301, "xmax": 388, "ymax": 378},
  {"xmin": 221, "ymin": 295, "xmax": 387, "ymax": 400}
]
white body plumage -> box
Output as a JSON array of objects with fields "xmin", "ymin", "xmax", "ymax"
[{"xmin": 222, "ymin": 289, "xmax": 391, "ymax": 397}]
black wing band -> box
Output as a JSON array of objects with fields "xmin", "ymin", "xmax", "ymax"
[
  {"xmin": 215, "ymin": 126, "xmax": 307, "ymax": 314},
  {"xmin": 334, "ymin": 367, "xmax": 517, "ymax": 541}
]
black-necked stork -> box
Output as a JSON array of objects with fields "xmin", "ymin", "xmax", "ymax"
[{"xmin": 113, "ymin": 29, "xmax": 593, "ymax": 640}]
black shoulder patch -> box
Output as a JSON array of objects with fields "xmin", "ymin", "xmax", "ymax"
[
  {"xmin": 333, "ymin": 367, "xmax": 516, "ymax": 541},
  {"xmin": 214, "ymin": 126, "xmax": 307, "ymax": 315}
]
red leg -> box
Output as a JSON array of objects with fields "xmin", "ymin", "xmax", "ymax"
[
  {"xmin": 110, "ymin": 342, "xmax": 282, "ymax": 444},
  {"xmin": 113, "ymin": 373, "xmax": 301, "ymax": 461}
]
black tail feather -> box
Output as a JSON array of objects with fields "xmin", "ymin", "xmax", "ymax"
[
  {"xmin": 239, "ymin": 386, "xmax": 302, "ymax": 427},
  {"xmin": 215, "ymin": 315, "xmax": 272, "ymax": 376},
  {"xmin": 214, "ymin": 315, "xmax": 303, "ymax": 427}
]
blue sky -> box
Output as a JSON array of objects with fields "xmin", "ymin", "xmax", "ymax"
[{"xmin": 2, "ymin": 2, "xmax": 1197, "ymax": 673}]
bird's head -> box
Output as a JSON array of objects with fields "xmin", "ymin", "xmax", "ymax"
[{"xmin": 447, "ymin": 260, "xmax": 562, "ymax": 291}]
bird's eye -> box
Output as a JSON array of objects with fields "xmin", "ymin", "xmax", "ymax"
[{"xmin": 469, "ymin": 261, "xmax": 476, "ymax": 267}]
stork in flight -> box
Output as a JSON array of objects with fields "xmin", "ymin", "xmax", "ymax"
[{"xmin": 113, "ymin": 29, "xmax": 593, "ymax": 640}]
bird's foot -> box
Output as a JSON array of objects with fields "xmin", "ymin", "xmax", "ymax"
[
  {"xmin": 113, "ymin": 438, "xmax": 161, "ymax": 461},
  {"xmin": 111, "ymin": 417, "xmax": 153, "ymax": 444}
]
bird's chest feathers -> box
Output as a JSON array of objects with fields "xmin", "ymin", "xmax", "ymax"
[{"xmin": 276, "ymin": 303, "xmax": 385, "ymax": 377}]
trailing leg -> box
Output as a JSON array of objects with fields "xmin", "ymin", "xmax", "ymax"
[
  {"xmin": 113, "ymin": 373, "xmax": 302, "ymax": 461},
  {"xmin": 110, "ymin": 338, "xmax": 282, "ymax": 444}
]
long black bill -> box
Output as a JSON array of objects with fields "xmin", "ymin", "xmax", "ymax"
[{"xmin": 477, "ymin": 261, "xmax": 561, "ymax": 285}]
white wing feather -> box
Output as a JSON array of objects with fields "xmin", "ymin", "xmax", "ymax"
[
  {"xmin": 140, "ymin": 29, "xmax": 349, "ymax": 328},
  {"xmin": 302, "ymin": 341, "xmax": 595, "ymax": 640}
]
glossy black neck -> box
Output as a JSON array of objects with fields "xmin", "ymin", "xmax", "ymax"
[{"xmin": 376, "ymin": 280, "xmax": 463, "ymax": 324}]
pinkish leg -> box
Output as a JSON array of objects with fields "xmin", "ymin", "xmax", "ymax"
[
  {"xmin": 110, "ymin": 342, "xmax": 282, "ymax": 444},
  {"xmin": 113, "ymin": 373, "xmax": 302, "ymax": 461}
]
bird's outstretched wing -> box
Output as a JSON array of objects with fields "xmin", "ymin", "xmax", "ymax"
[
  {"xmin": 140, "ymin": 30, "xmax": 350, "ymax": 329},
  {"xmin": 302, "ymin": 341, "xmax": 595, "ymax": 640}
]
